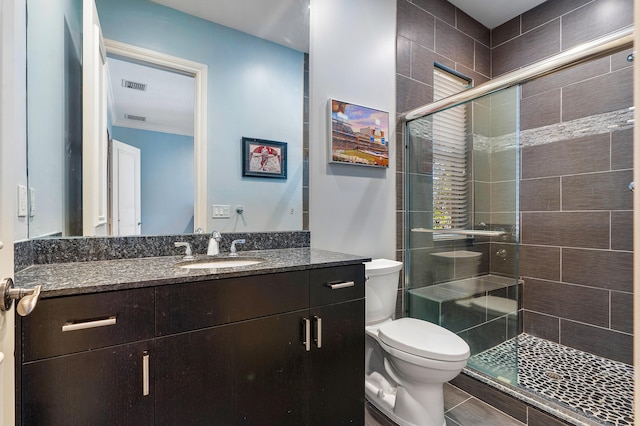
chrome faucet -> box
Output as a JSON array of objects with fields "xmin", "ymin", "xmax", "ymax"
[
  {"xmin": 174, "ymin": 242, "xmax": 194, "ymax": 260},
  {"xmin": 208, "ymin": 230, "xmax": 222, "ymax": 256},
  {"xmin": 229, "ymin": 239, "xmax": 245, "ymax": 257}
]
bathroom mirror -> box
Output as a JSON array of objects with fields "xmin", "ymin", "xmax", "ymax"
[{"xmin": 26, "ymin": 0, "xmax": 308, "ymax": 238}]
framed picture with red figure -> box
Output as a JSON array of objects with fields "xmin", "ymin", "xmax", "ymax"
[{"xmin": 242, "ymin": 137, "xmax": 287, "ymax": 179}]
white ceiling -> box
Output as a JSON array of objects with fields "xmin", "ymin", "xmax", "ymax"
[
  {"xmin": 107, "ymin": 57, "xmax": 194, "ymax": 137},
  {"xmin": 448, "ymin": 0, "xmax": 549, "ymax": 29},
  {"xmin": 112, "ymin": 0, "xmax": 548, "ymax": 136},
  {"xmin": 151, "ymin": 0, "xmax": 310, "ymax": 53}
]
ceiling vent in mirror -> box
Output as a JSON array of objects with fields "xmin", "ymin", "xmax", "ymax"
[
  {"xmin": 125, "ymin": 114, "xmax": 146, "ymax": 122},
  {"xmin": 122, "ymin": 79, "xmax": 147, "ymax": 91}
]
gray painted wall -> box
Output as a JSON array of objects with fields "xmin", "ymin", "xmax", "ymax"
[{"xmin": 309, "ymin": 0, "xmax": 397, "ymax": 260}]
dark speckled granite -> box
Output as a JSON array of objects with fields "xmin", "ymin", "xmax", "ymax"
[
  {"xmin": 14, "ymin": 231, "xmax": 310, "ymax": 271},
  {"xmin": 14, "ymin": 240, "xmax": 34, "ymax": 272},
  {"xmin": 14, "ymin": 248, "xmax": 370, "ymax": 298}
]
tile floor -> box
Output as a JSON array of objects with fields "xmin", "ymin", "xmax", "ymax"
[
  {"xmin": 470, "ymin": 334, "xmax": 634, "ymax": 426},
  {"xmin": 365, "ymin": 383, "xmax": 525, "ymax": 426}
]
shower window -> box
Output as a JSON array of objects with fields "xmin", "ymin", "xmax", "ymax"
[{"xmin": 432, "ymin": 67, "xmax": 471, "ymax": 231}]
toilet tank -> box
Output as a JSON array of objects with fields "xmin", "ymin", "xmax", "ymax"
[
  {"xmin": 431, "ymin": 250, "xmax": 482, "ymax": 283},
  {"xmin": 364, "ymin": 259, "xmax": 403, "ymax": 325}
]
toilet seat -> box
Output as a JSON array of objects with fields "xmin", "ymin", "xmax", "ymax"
[{"xmin": 378, "ymin": 318, "xmax": 470, "ymax": 362}]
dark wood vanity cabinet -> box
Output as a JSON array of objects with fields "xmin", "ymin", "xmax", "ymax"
[
  {"xmin": 20, "ymin": 288, "xmax": 155, "ymax": 426},
  {"xmin": 22, "ymin": 341, "xmax": 155, "ymax": 426},
  {"xmin": 18, "ymin": 265, "xmax": 365, "ymax": 426},
  {"xmin": 308, "ymin": 266, "xmax": 366, "ymax": 426}
]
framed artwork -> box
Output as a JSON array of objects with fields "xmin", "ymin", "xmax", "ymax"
[
  {"xmin": 242, "ymin": 137, "xmax": 287, "ymax": 179},
  {"xmin": 329, "ymin": 98, "xmax": 390, "ymax": 168}
]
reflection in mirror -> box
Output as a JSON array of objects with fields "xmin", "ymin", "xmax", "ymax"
[
  {"xmin": 26, "ymin": 0, "xmax": 308, "ymax": 238},
  {"xmin": 27, "ymin": 0, "xmax": 83, "ymax": 238},
  {"xmin": 107, "ymin": 53, "xmax": 196, "ymax": 236}
]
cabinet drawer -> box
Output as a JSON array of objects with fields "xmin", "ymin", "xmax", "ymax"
[
  {"xmin": 22, "ymin": 288, "xmax": 154, "ymax": 361},
  {"xmin": 155, "ymin": 270, "xmax": 309, "ymax": 335},
  {"xmin": 310, "ymin": 264, "xmax": 365, "ymax": 307}
]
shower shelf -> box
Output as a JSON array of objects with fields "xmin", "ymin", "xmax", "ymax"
[{"xmin": 411, "ymin": 228, "xmax": 505, "ymax": 237}]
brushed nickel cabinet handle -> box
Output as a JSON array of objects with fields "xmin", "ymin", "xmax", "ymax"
[
  {"xmin": 62, "ymin": 316, "xmax": 117, "ymax": 332},
  {"xmin": 142, "ymin": 351, "xmax": 150, "ymax": 396},
  {"xmin": 326, "ymin": 281, "xmax": 355, "ymax": 290},
  {"xmin": 302, "ymin": 318, "xmax": 311, "ymax": 352},
  {"xmin": 313, "ymin": 316, "xmax": 322, "ymax": 349}
]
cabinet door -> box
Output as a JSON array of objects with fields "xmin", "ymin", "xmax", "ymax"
[
  {"xmin": 155, "ymin": 310, "xmax": 310, "ymax": 426},
  {"xmin": 309, "ymin": 299, "xmax": 365, "ymax": 426},
  {"xmin": 21, "ymin": 341, "xmax": 153, "ymax": 426}
]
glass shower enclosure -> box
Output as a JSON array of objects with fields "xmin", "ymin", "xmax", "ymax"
[{"xmin": 405, "ymin": 85, "xmax": 520, "ymax": 384}]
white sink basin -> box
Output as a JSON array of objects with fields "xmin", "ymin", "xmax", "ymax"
[{"xmin": 177, "ymin": 257, "xmax": 265, "ymax": 269}]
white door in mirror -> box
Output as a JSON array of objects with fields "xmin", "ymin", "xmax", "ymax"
[{"xmin": 112, "ymin": 140, "xmax": 141, "ymax": 235}]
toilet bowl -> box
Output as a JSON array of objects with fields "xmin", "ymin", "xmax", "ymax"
[{"xmin": 364, "ymin": 259, "xmax": 470, "ymax": 426}]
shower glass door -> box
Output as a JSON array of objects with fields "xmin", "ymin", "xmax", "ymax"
[{"xmin": 405, "ymin": 85, "xmax": 520, "ymax": 384}]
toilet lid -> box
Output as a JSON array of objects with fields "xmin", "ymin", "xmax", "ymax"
[{"xmin": 378, "ymin": 318, "xmax": 470, "ymax": 362}]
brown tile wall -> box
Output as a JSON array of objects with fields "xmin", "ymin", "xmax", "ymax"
[
  {"xmin": 495, "ymin": 0, "xmax": 634, "ymax": 364},
  {"xmin": 397, "ymin": 0, "xmax": 634, "ymax": 363}
]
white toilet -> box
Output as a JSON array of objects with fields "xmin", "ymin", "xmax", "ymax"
[{"xmin": 364, "ymin": 259, "xmax": 470, "ymax": 426}]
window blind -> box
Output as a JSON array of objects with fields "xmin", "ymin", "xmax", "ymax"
[{"xmin": 432, "ymin": 68, "xmax": 469, "ymax": 230}]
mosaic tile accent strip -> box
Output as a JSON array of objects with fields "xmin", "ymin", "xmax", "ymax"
[
  {"xmin": 469, "ymin": 334, "xmax": 634, "ymax": 426},
  {"xmin": 488, "ymin": 108, "xmax": 633, "ymax": 153},
  {"xmin": 408, "ymin": 106, "xmax": 631, "ymax": 154}
]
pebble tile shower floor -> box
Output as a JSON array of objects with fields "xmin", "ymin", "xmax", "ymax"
[{"xmin": 469, "ymin": 334, "xmax": 634, "ymax": 426}]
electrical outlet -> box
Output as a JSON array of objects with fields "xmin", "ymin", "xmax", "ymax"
[{"xmin": 212, "ymin": 205, "xmax": 231, "ymax": 218}]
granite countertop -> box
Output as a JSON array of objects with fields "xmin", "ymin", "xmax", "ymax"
[{"xmin": 14, "ymin": 248, "xmax": 371, "ymax": 298}]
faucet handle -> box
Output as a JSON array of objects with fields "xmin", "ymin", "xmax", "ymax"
[
  {"xmin": 229, "ymin": 239, "xmax": 246, "ymax": 257},
  {"xmin": 174, "ymin": 242, "xmax": 194, "ymax": 260},
  {"xmin": 211, "ymin": 230, "xmax": 222, "ymax": 241}
]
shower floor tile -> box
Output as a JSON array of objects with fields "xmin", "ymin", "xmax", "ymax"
[{"xmin": 469, "ymin": 334, "xmax": 634, "ymax": 426}]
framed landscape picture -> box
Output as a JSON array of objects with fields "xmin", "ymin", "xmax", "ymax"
[
  {"xmin": 242, "ymin": 137, "xmax": 287, "ymax": 179},
  {"xmin": 329, "ymin": 99, "xmax": 390, "ymax": 168}
]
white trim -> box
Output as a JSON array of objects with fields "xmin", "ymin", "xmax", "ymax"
[
  {"xmin": 82, "ymin": 0, "xmax": 108, "ymax": 235},
  {"xmin": 104, "ymin": 38, "xmax": 208, "ymax": 232},
  {"xmin": 0, "ymin": 0, "xmax": 21, "ymax": 421},
  {"xmin": 111, "ymin": 117, "xmax": 194, "ymax": 137}
]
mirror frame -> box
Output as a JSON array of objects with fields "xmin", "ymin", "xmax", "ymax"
[{"xmin": 104, "ymin": 38, "xmax": 208, "ymax": 232}]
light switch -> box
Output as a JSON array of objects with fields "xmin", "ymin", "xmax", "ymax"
[{"xmin": 212, "ymin": 204, "xmax": 231, "ymax": 218}]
